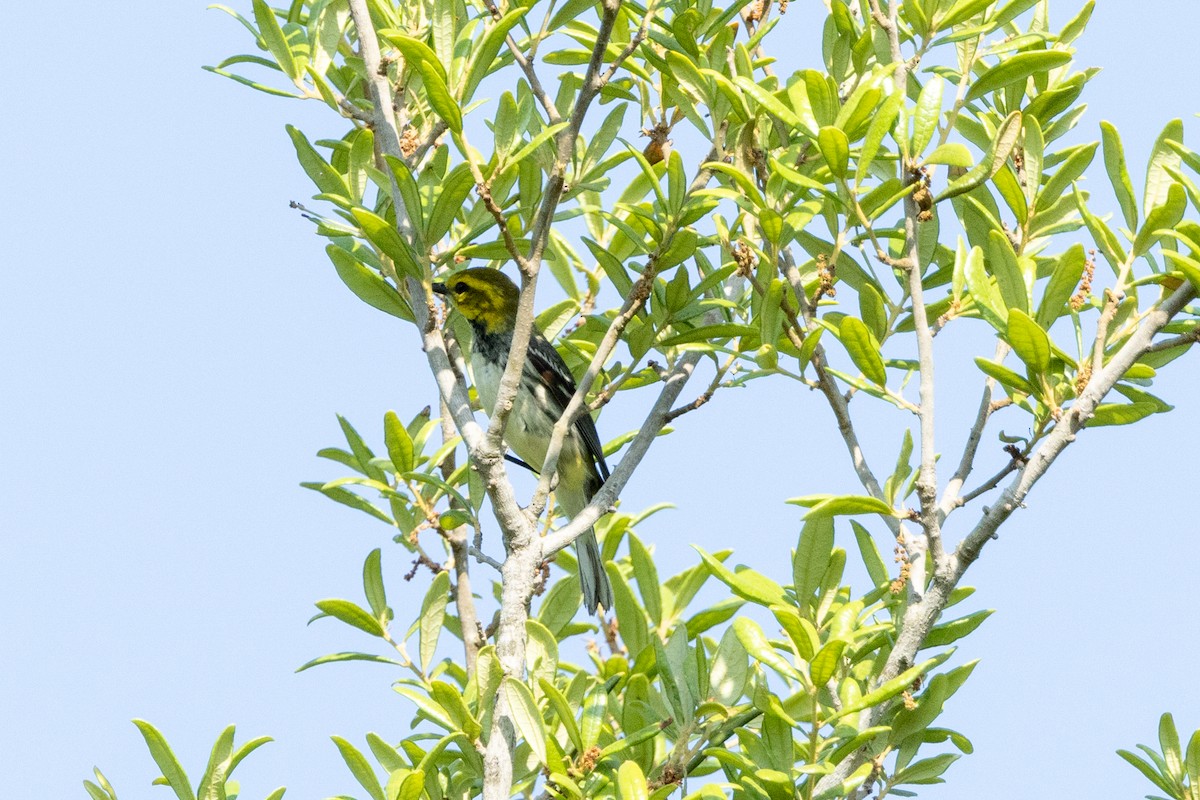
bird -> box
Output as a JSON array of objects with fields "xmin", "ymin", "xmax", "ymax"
[{"xmin": 432, "ymin": 268, "xmax": 615, "ymax": 613}]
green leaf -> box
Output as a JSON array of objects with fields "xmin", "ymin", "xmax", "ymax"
[
  {"xmin": 332, "ymin": 736, "xmax": 386, "ymax": 800},
  {"xmin": 362, "ymin": 548, "xmax": 387, "ymax": 620},
  {"xmin": 618, "ymin": 761, "xmax": 649, "ymax": 800},
  {"xmin": 803, "ymin": 495, "xmax": 897, "ymax": 519},
  {"xmin": 1100, "ymin": 120, "xmax": 1138, "ymax": 229},
  {"xmin": 910, "ymin": 76, "xmax": 944, "ymax": 158},
  {"xmin": 810, "ymin": 639, "xmax": 846, "ymax": 686},
  {"xmin": 287, "ymin": 124, "xmax": 349, "ymax": 198},
  {"xmin": 1132, "ymin": 182, "xmax": 1186, "ymax": 258},
  {"xmin": 629, "ymin": 535, "xmax": 663, "ymax": 625},
  {"xmin": 419, "ymin": 570, "xmax": 451, "ymax": 674},
  {"xmin": 965, "ymin": 51, "xmax": 1072, "ymax": 103},
  {"xmin": 792, "ymin": 516, "xmax": 834, "ymax": 609},
  {"xmin": 733, "ymin": 616, "xmax": 797, "ymax": 679},
  {"xmin": 964, "ymin": 243, "xmax": 1007, "ymax": 329},
  {"xmin": 294, "ymin": 651, "xmax": 406, "ymax": 672},
  {"xmin": 1118, "ymin": 749, "xmax": 1176, "ymax": 796},
  {"xmin": 315, "ymin": 599, "xmax": 385, "ymax": 637},
  {"xmin": 539, "ymin": 679, "xmax": 584, "ymax": 752},
  {"xmin": 383, "ymin": 411, "xmax": 415, "ymax": 473},
  {"xmin": 894, "ymin": 753, "xmax": 960, "ymax": 785},
  {"xmin": 694, "ymin": 546, "xmax": 788, "ymax": 607},
  {"xmin": 937, "ymin": 111, "xmax": 1022, "ymax": 202},
  {"xmin": 988, "ymin": 230, "xmax": 1028, "ymax": 314},
  {"xmin": 1036, "ymin": 243, "xmax": 1085, "ymax": 329},
  {"xmin": 302, "ymin": 479, "xmax": 393, "ymax": 523},
  {"xmin": 709, "ymin": 625, "xmax": 749, "ymax": 705},
  {"xmin": 938, "ymin": 0, "xmax": 992, "ymax": 28},
  {"xmin": 415, "ymin": 60, "xmax": 462, "ymax": 133},
  {"xmin": 132, "ymin": 720, "xmax": 195, "ymax": 800},
  {"xmin": 503, "ymin": 677, "xmax": 548, "ymax": 763},
  {"xmin": 1022, "ymin": 116, "xmax": 1044, "ymax": 210},
  {"xmin": 1144, "ymin": 119, "xmax": 1184, "ymax": 218},
  {"xmin": 460, "ymin": 8, "xmax": 530, "ymax": 103},
  {"xmin": 1005, "ymin": 309, "xmax": 1051, "ymax": 374},
  {"xmin": 973, "ymin": 357, "xmax": 1035, "ymax": 395},
  {"xmin": 837, "ymin": 317, "xmax": 887, "ymax": 386},
  {"xmin": 924, "ymin": 609, "xmax": 993, "ymax": 647},
  {"xmin": 1088, "ymin": 403, "xmax": 1158, "ymax": 427},
  {"xmin": 829, "ymin": 653, "xmax": 952, "ymax": 721},
  {"xmin": 1163, "ymin": 250, "xmax": 1200, "ymax": 294},
  {"xmin": 426, "ymin": 164, "xmax": 475, "ymax": 244},
  {"xmin": 252, "ymin": 0, "xmax": 299, "ymax": 80},
  {"xmin": 851, "ymin": 521, "xmax": 889, "ymax": 587},
  {"xmin": 858, "ymin": 283, "xmax": 888, "ymax": 342},
  {"xmin": 384, "ymin": 155, "xmax": 425, "ymax": 237},
  {"xmin": 818, "ymin": 126, "xmax": 850, "ymax": 179},
  {"xmin": 925, "ymin": 143, "xmax": 973, "ymax": 167},
  {"xmin": 579, "ymin": 684, "xmax": 607, "ymax": 751},
  {"xmin": 857, "ymin": 91, "xmax": 903, "ymax": 186},
  {"xmin": 351, "ymin": 208, "xmax": 423, "ymax": 279}
]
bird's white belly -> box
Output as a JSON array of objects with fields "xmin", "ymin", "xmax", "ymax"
[{"xmin": 472, "ymin": 357, "xmax": 554, "ymax": 468}]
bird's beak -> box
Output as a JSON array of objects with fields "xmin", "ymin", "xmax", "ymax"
[{"xmin": 432, "ymin": 282, "xmax": 448, "ymax": 296}]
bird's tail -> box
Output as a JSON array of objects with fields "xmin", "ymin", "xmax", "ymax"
[{"xmin": 576, "ymin": 528, "xmax": 614, "ymax": 614}]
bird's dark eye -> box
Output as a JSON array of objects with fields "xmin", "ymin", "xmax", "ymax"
[{"xmin": 454, "ymin": 281, "xmax": 468, "ymax": 294}]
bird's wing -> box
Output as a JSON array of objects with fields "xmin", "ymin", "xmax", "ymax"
[{"xmin": 526, "ymin": 332, "xmax": 611, "ymax": 481}]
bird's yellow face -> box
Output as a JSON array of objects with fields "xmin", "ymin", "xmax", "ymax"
[{"xmin": 433, "ymin": 268, "xmax": 520, "ymax": 334}]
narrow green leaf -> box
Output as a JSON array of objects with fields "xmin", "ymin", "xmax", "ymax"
[
  {"xmin": 694, "ymin": 546, "xmax": 788, "ymax": 607},
  {"xmin": 331, "ymin": 736, "xmax": 386, "ymax": 800},
  {"xmin": 964, "ymin": 244, "xmax": 1007, "ymax": 329},
  {"xmin": 287, "ymin": 124, "xmax": 348, "ymax": 198},
  {"xmin": 804, "ymin": 495, "xmax": 897, "ymax": 519},
  {"xmin": 419, "ymin": 570, "xmax": 451, "ymax": 674},
  {"xmin": 1144, "ymin": 119, "xmax": 1184, "ymax": 217},
  {"xmin": 253, "ymin": 0, "xmax": 299, "ymax": 80},
  {"xmin": 618, "ymin": 761, "xmax": 649, "ymax": 800},
  {"xmin": 792, "ymin": 516, "xmax": 834, "ymax": 609},
  {"xmin": 988, "ymin": 230, "xmax": 1028, "ymax": 314},
  {"xmin": 829, "ymin": 653, "xmax": 952, "ymax": 721},
  {"xmin": 579, "ymin": 685, "xmax": 607, "ymax": 750},
  {"xmin": 810, "ymin": 640, "xmax": 846, "ymax": 686},
  {"xmin": 502, "ymin": 678, "xmax": 548, "ymax": 765},
  {"xmin": 315, "ymin": 599, "xmax": 385, "ymax": 636},
  {"xmin": 1023, "ymin": 116, "xmax": 1044, "ymax": 210},
  {"xmin": 460, "ymin": 8, "xmax": 530, "ymax": 103},
  {"xmin": 362, "ymin": 548, "xmax": 387, "ymax": 620},
  {"xmin": 1036, "ymin": 243, "xmax": 1085, "ymax": 328},
  {"xmin": 838, "ymin": 316, "xmax": 887, "ymax": 386},
  {"xmin": 427, "ymin": 164, "xmax": 474, "ymax": 244},
  {"xmin": 818, "ymin": 126, "xmax": 850, "ymax": 179},
  {"xmin": 910, "ymin": 76, "xmax": 944, "ymax": 158},
  {"xmin": 965, "ymin": 51, "xmax": 1072, "ymax": 102},
  {"xmin": 925, "ymin": 143, "xmax": 972, "ymax": 167},
  {"xmin": 937, "ymin": 111, "xmax": 1022, "ymax": 202},
  {"xmin": 1005, "ymin": 309, "xmax": 1051, "ymax": 374},
  {"xmin": 857, "ymin": 91, "xmax": 903, "ymax": 186},
  {"xmin": 350, "ymin": 208, "xmax": 423, "ymax": 278},
  {"xmin": 973, "ymin": 357, "xmax": 1035, "ymax": 395},
  {"xmin": 383, "ymin": 411, "xmax": 415, "ymax": 473},
  {"xmin": 1100, "ymin": 120, "xmax": 1138, "ymax": 229},
  {"xmin": 733, "ymin": 617, "xmax": 797, "ymax": 679},
  {"xmin": 1088, "ymin": 403, "xmax": 1158, "ymax": 427},
  {"xmin": 132, "ymin": 721, "xmax": 195, "ymax": 800},
  {"xmin": 850, "ymin": 520, "xmax": 889, "ymax": 587},
  {"xmin": 629, "ymin": 534, "xmax": 663, "ymax": 625},
  {"xmin": 1132, "ymin": 182, "xmax": 1186, "ymax": 258}
]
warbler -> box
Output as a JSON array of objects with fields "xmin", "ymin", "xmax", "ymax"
[{"xmin": 433, "ymin": 268, "xmax": 614, "ymax": 613}]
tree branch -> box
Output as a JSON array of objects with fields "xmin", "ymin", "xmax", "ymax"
[
  {"xmin": 816, "ymin": 283, "xmax": 1197, "ymax": 797},
  {"xmin": 938, "ymin": 341, "xmax": 1009, "ymax": 522}
]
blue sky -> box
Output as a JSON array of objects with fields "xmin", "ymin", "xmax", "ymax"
[{"xmin": 2, "ymin": 2, "xmax": 1198, "ymax": 798}]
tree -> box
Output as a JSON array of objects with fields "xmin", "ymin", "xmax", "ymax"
[{"xmin": 87, "ymin": 1, "xmax": 1200, "ymax": 799}]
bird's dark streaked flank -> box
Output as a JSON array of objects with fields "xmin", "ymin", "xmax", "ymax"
[{"xmin": 433, "ymin": 269, "xmax": 614, "ymax": 613}]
